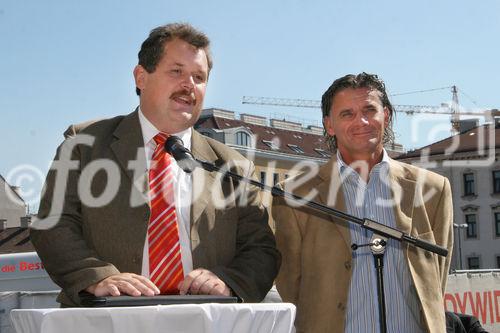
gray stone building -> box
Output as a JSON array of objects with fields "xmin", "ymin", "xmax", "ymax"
[
  {"xmin": 397, "ymin": 120, "xmax": 500, "ymax": 270},
  {"xmin": 0, "ymin": 175, "xmax": 26, "ymax": 229}
]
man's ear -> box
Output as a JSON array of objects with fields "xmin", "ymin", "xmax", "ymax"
[
  {"xmin": 383, "ymin": 106, "xmax": 390, "ymax": 128},
  {"xmin": 133, "ymin": 65, "xmax": 147, "ymax": 91},
  {"xmin": 323, "ymin": 116, "xmax": 335, "ymax": 137}
]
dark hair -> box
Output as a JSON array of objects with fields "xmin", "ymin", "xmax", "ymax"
[
  {"xmin": 136, "ymin": 23, "xmax": 213, "ymax": 95},
  {"xmin": 321, "ymin": 72, "xmax": 395, "ymax": 151}
]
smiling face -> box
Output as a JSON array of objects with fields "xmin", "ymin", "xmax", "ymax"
[
  {"xmin": 323, "ymin": 87, "xmax": 388, "ymax": 164},
  {"xmin": 133, "ymin": 38, "xmax": 209, "ymax": 134}
]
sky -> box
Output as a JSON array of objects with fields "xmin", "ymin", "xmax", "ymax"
[{"xmin": 1, "ymin": 0, "xmax": 500, "ymax": 210}]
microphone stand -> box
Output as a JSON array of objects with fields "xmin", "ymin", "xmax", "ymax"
[
  {"xmin": 352, "ymin": 235, "xmax": 388, "ymax": 333},
  {"xmin": 166, "ymin": 138, "xmax": 448, "ymax": 332}
]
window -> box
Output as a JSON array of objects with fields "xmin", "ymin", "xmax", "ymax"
[
  {"xmin": 493, "ymin": 170, "xmax": 500, "ymax": 193},
  {"xmin": 236, "ymin": 132, "xmax": 250, "ymax": 147},
  {"xmin": 467, "ymin": 257, "xmax": 480, "ymax": 269},
  {"xmin": 465, "ymin": 214, "xmax": 477, "ymax": 238},
  {"xmin": 463, "ymin": 173, "xmax": 475, "ymax": 196},
  {"xmin": 288, "ymin": 144, "xmax": 304, "ymax": 154},
  {"xmin": 314, "ymin": 148, "xmax": 331, "ymax": 158},
  {"xmin": 497, "ymin": 256, "xmax": 500, "ymax": 269},
  {"xmin": 273, "ymin": 173, "xmax": 279, "ymax": 186},
  {"xmin": 262, "ymin": 140, "xmax": 279, "ymax": 150},
  {"xmin": 260, "ymin": 171, "xmax": 266, "ymax": 185},
  {"xmin": 495, "ymin": 212, "xmax": 500, "ymax": 237}
]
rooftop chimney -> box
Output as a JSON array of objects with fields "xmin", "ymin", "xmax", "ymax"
[
  {"xmin": 20, "ymin": 216, "xmax": 31, "ymax": 228},
  {"xmin": 240, "ymin": 114, "xmax": 267, "ymax": 126},
  {"xmin": 458, "ymin": 119, "xmax": 479, "ymax": 133},
  {"xmin": 307, "ymin": 125, "xmax": 324, "ymax": 135},
  {"xmin": 270, "ymin": 119, "xmax": 302, "ymax": 132},
  {"xmin": 201, "ymin": 108, "xmax": 235, "ymax": 120}
]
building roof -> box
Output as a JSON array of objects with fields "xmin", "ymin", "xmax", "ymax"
[
  {"xmin": 196, "ymin": 112, "xmax": 332, "ymax": 160},
  {"xmin": 0, "ymin": 227, "xmax": 33, "ymax": 254},
  {"xmin": 0, "ymin": 174, "xmax": 26, "ymax": 206},
  {"xmin": 396, "ymin": 123, "xmax": 500, "ymax": 160}
]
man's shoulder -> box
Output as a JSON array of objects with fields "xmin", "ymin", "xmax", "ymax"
[
  {"xmin": 63, "ymin": 114, "xmax": 129, "ymax": 139},
  {"xmin": 390, "ymin": 159, "xmax": 448, "ymax": 186}
]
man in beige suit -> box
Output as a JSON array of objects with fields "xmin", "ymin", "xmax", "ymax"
[
  {"xmin": 31, "ymin": 23, "xmax": 279, "ymax": 306},
  {"xmin": 273, "ymin": 73, "xmax": 452, "ymax": 333}
]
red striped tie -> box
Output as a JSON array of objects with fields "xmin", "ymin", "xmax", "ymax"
[{"xmin": 148, "ymin": 133, "xmax": 184, "ymax": 294}]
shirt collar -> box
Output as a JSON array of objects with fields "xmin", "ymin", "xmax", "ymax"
[
  {"xmin": 138, "ymin": 107, "xmax": 192, "ymax": 150},
  {"xmin": 337, "ymin": 149, "xmax": 390, "ymax": 175}
]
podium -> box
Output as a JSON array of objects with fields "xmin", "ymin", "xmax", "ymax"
[{"xmin": 10, "ymin": 303, "xmax": 296, "ymax": 333}]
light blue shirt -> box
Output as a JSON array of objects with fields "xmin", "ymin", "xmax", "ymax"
[{"xmin": 338, "ymin": 150, "xmax": 424, "ymax": 333}]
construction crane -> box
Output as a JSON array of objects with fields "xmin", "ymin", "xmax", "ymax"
[{"xmin": 242, "ymin": 86, "xmax": 497, "ymax": 133}]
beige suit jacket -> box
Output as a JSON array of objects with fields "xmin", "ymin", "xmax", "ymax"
[
  {"xmin": 31, "ymin": 110, "xmax": 280, "ymax": 306},
  {"xmin": 273, "ymin": 157, "xmax": 453, "ymax": 333}
]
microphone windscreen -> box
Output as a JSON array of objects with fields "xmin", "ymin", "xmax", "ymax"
[{"xmin": 164, "ymin": 135, "xmax": 197, "ymax": 173}]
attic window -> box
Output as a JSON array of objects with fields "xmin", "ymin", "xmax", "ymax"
[
  {"xmin": 288, "ymin": 144, "xmax": 304, "ymax": 154},
  {"xmin": 314, "ymin": 149, "xmax": 331, "ymax": 158},
  {"xmin": 236, "ymin": 131, "xmax": 251, "ymax": 147},
  {"xmin": 263, "ymin": 140, "xmax": 280, "ymax": 150}
]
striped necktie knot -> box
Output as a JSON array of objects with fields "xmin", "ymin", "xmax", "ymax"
[{"xmin": 153, "ymin": 132, "xmax": 168, "ymax": 146}]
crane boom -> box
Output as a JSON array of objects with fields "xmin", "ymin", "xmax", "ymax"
[{"xmin": 242, "ymin": 95, "xmax": 490, "ymax": 117}]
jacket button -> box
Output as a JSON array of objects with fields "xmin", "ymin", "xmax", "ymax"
[
  {"xmin": 344, "ymin": 261, "xmax": 351, "ymax": 270},
  {"xmin": 337, "ymin": 302, "xmax": 345, "ymax": 311}
]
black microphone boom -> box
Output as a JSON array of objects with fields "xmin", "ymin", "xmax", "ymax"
[
  {"xmin": 164, "ymin": 136, "xmax": 198, "ymax": 173},
  {"xmin": 163, "ymin": 135, "xmax": 448, "ymax": 258}
]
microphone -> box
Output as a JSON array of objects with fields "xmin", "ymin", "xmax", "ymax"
[{"xmin": 164, "ymin": 135, "xmax": 198, "ymax": 173}]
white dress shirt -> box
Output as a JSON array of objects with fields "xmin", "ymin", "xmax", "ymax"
[{"xmin": 138, "ymin": 108, "xmax": 193, "ymax": 278}]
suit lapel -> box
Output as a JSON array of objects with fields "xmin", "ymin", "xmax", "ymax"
[
  {"xmin": 317, "ymin": 158, "xmax": 352, "ymax": 251},
  {"xmin": 190, "ymin": 130, "xmax": 218, "ymax": 228},
  {"xmin": 388, "ymin": 159, "xmax": 415, "ymax": 235},
  {"xmin": 110, "ymin": 110, "xmax": 149, "ymax": 202}
]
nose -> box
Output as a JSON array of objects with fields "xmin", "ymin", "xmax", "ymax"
[
  {"xmin": 356, "ymin": 112, "xmax": 369, "ymax": 125},
  {"xmin": 181, "ymin": 75, "xmax": 195, "ymax": 91}
]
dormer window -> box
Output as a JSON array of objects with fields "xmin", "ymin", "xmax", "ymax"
[
  {"xmin": 288, "ymin": 144, "xmax": 304, "ymax": 154},
  {"xmin": 263, "ymin": 140, "xmax": 280, "ymax": 150},
  {"xmin": 314, "ymin": 148, "xmax": 331, "ymax": 158},
  {"xmin": 236, "ymin": 131, "xmax": 251, "ymax": 147}
]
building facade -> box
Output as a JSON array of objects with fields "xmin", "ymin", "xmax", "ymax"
[
  {"xmin": 0, "ymin": 175, "xmax": 31, "ymax": 254},
  {"xmin": 0, "ymin": 175, "xmax": 26, "ymax": 229},
  {"xmin": 397, "ymin": 121, "xmax": 500, "ymax": 270}
]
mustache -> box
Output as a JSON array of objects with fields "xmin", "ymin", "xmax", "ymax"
[{"xmin": 170, "ymin": 89, "xmax": 196, "ymax": 105}]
